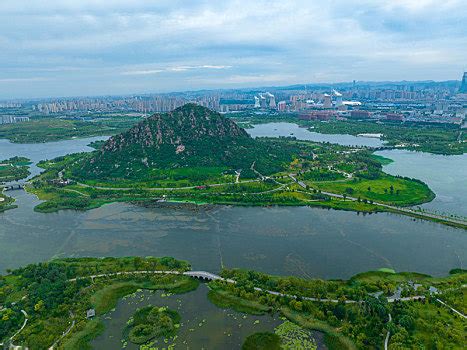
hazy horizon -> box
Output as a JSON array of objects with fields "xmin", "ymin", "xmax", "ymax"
[
  {"xmin": 1, "ymin": 0, "xmax": 466, "ymax": 99},
  {"xmin": 0, "ymin": 78, "xmax": 463, "ymax": 102}
]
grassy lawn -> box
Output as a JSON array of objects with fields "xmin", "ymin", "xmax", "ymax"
[
  {"xmin": 309, "ymin": 175, "xmax": 435, "ymax": 206},
  {"xmin": 0, "ymin": 157, "xmax": 31, "ymax": 181},
  {"xmin": 91, "ymin": 282, "xmax": 140, "ymax": 314},
  {"xmin": 370, "ymin": 154, "xmax": 394, "ymax": 165},
  {"xmin": 305, "ymin": 197, "xmax": 381, "ymax": 212}
]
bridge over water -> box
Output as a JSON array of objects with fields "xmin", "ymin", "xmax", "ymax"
[{"xmin": 2, "ymin": 183, "xmax": 25, "ymax": 191}]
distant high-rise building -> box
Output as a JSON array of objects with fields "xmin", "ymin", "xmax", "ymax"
[
  {"xmin": 277, "ymin": 101, "xmax": 287, "ymax": 111},
  {"xmin": 459, "ymin": 72, "xmax": 467, "ymax": 93},
  {"xmin": 323, "ymin": 94, "xmax": 332, "ymax": 108},
  {"xmin": 269, "ymin": 96, "xmax": 276, "ymax": 109},
  {"xmin": 333, "ymin": 90, "xmax": 343, "ymax": 106},
  {"xmin": 254, "ymin": 96, "xmax": 260, "ymax": 108}
]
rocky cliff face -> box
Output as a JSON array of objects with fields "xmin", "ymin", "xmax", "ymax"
[
  {"xmin": 77, "ymin": 104, "xmax": 259, "ymax": 179},
  {"xmin": 101, "ymin": 103, "xmax": 249, "ymax": 154}
]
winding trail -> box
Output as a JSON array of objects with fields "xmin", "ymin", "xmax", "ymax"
[
  {"xmin": 1, "ymin": 309, "xmax": 29, "ymax": 348},
  {"xmin": 49, "ymin": 317, "xmax": 75, "ymax": 350},
  {"xmin": 69, "ymin": 270, "xmax": 427, "ymax": 304},
  {"xmin": 384, "ymin": 313, "xmax": 392, "ymax": 350}
]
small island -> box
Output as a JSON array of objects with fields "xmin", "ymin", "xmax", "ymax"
[{"xmin": 124, "ymin": 305, "xmax": 180, "ymax": 346}]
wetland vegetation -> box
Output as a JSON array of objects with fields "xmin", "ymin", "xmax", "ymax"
[
  {"xmin": 1, "ymin": 256, "xmax": 465, "ymax": 349},
  {"xmin": 0, "ymin": 115, "xmax": 140, "ymax": 143}
]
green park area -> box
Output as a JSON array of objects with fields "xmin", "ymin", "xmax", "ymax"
[
  {"xmin": 0, "ymin": 256, "xmax": 465, "ymax": 349},
  {"xmin": 0, "ymin": 157, "xmax": 31, "ymax": 182},
  {"xmin": 0, "ymin": 157, "xmax": 31, "ymax": 212},
  {"xmin": 24, "ymin": 137, "xmax": 445, "ymax": 226},
  {"xmin": 0, "ymin": 116, "xmax": 140, "ymax": 143},
  {"xmin": 307, "ymin": 174, "xmax": 435, "ymax": 206},
  {"xmin": 4, "ymin": 105, "xmax": 460, "ymax": 227}
]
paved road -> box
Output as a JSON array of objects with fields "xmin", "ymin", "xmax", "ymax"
[{"xmin": 1, "ymin": 309, "xmax": 29, "ymax": 347}]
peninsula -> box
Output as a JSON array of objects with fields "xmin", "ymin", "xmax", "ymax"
[{"xmin": 25, "ymin": 104, "xmax": 462, "ymax": 227}]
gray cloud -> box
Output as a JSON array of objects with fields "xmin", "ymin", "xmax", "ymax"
[{"xmin": 0, "ymin": 0, "xmax": 466, "ymax": 98}]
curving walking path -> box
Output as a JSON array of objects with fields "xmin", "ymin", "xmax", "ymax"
[
  {"xmin": 1, "ymin": 309, "xmax": 29, "ymax": 348},
  {"xmin": 49, "ymin": 318, "xmax": 75, "ymax": 350},
  {"xmin": 384, "ymin": 313, "xmax": 392, "ymax": 350},
  {"xmin": 69, "ymin": 269, "xmax": 426, "ymax": 304}
]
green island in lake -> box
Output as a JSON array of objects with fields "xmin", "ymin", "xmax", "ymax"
[
  {"xmin": 0, "ymin": 256, "xmax": 465, "ymax": 349},
  {"xmin": 21, "ymin": 104, "xmax": 464, "ymax": 228}
]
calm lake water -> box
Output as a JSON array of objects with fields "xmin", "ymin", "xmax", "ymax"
[
  {"xmin": 375, "ymin": 149, "xmax": 467, "ymax": 217},
  {"xmin": 1, "ymin": 189, "xmax": 465, "ymax": 279},
  {"xmin": 0, "ymin": 137, "xmax": 108, "ymax": 178},
  {"xmin": 0, "ymin": 135, "xmax": 465, "ymax": 279},
  {"xmin": 247, "ymin": 122, "xmax": 384, "ymax": 147}
]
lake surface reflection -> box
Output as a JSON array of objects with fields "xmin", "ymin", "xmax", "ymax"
[{"xmin": 1, "ymin": 190, "xmax": 465, "ymax": 278}]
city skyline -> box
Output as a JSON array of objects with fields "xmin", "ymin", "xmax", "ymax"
[{"xmin": 1, "ymin": 0, "xmax": 467, "ymax": 99}]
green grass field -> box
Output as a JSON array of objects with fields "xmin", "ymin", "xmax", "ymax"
[{"xmin": 309, "ymin": 175, "xmax": 435, "ymax": 206}]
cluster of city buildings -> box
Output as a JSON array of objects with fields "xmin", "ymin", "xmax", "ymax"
[
  {"xmin": 218, "ymin": 73, "xmax": 467, "ymax": 125},
  {"xmin": 0, "ymin": 115, "xmax": 30, "ymax": 124},
  {"xmin": 1, "ymin": 72, "xmax": 466, "ymax": 127},
  {"xmin": 32, "ymin": 96, "xmax": 196, "ymax": 114}
]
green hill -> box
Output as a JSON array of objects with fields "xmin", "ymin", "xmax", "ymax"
[{"xmin": 73, "ymin": 104, "xmax": 295, "ymax": 180}]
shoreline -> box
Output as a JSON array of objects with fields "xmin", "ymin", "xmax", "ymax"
[{"xmin": 22, "ymin": 185, "xmax": 467, "ymax": 230}]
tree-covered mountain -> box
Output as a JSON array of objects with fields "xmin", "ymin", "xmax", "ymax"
[{"xmin": 73, "ymin": 104, "xmax": 296, "ymax": 180}]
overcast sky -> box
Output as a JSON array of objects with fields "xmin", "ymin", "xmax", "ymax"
[{"xmin": 1, "ymin": 0, "xmax": 466, "ymax": 99}]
